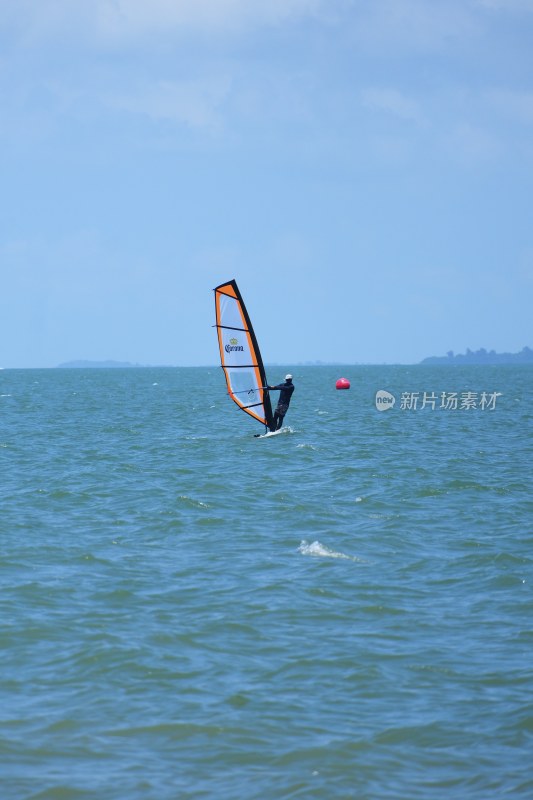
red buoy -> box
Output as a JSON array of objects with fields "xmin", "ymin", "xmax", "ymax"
[{"xmin": 336, "ymin": 377, "xmax": 350, "ymax": 390}]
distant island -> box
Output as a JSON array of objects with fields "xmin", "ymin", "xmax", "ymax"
[{"xmin": 421, "ymin": 347, "xmax": 533, "ymax": 365}]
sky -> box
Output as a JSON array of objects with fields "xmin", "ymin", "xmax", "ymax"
[{"xmin": 1, "ymin": 0, "xmax": 532, "ymax": 368}]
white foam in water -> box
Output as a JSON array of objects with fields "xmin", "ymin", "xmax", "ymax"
[
  {"xmin": 259, "ymin": 426, "xmax": 294, "ymax": 438},
  {"xmin": 298, "ymin": 540, "xmax": 357, "ymax": 561}
]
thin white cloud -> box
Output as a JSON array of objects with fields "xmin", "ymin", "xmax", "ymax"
[
  {"xmin": 485, "ymin": 89, "xmax": 533, "ymax": 125},
  {"xmin": 4, "ymin": 0, "xmax": 533, "ymax": 52},
  {"xmin": 361, "ymin": 88, "xmax": 426, "ymax": 124},
  {"xmin": 1, "ymin": 0, "xmax": 326, "ymax": 46},
  {"xmin": 444, "ymin": 122, "xmax": 502, "ymax": 162},
  {"xmin": 97, "ymin": 0, "xmax": 324, "ymax": 38},
  {"xmin": 349, "ymin": 0, "xmax": 481, "ymax": 54},
  {"xmin": 475, "ymin": 0, "xmax": 533, "ymax": 11},
  {"xmin": 110, "ymin": 76, "xmax": 232, "ymax": 129}
]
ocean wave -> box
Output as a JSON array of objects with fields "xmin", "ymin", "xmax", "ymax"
[{"xmin": 298, "ymin": 540, "xmax": 362, "ymax": 561}]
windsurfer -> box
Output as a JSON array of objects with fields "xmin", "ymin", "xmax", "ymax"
[{"xmin": 267, "ymin": 374, "xmax": 294, "ymax": 430}]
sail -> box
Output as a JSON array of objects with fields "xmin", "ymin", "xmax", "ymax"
[{"xmin": 214, "ymin": 280, "xmax": 273, "ymax": 430}]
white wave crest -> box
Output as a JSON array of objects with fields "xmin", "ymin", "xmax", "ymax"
[{"xmin": 298, "ymin": 540, "xmax": 357, "ymax": 561}]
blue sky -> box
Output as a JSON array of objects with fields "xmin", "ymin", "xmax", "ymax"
[{"xmin": 1, "ymin": 0, "xmax": 532, "ymax": 368}]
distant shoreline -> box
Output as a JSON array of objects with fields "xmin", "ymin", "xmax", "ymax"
[
  {"xmin": 3, "ymin": 349, "xmax": 531, "ymax": 370},
  {"xmin": 56, "ymin": 360, "xmax": 171, "ymax": 369},
  {"xmin": 420, "ymin": 347, "xmax": 532, "ymax": 366},
  {"xmin": 58, "ymin": 349, "xmax": 531, "ymax": 368}
]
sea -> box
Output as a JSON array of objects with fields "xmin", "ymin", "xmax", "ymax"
[{"xmin": 1, "ymin": 365, "xmax": 532, "ymax": 800}]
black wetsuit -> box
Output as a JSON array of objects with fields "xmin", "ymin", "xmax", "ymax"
[{"xmin": 269, "ymin": 380, "xmax": 294, "ymax": 430}]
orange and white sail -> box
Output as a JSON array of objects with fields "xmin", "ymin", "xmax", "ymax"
[{"xmin": 214, "ymin": 280, "xmax": 273, "ymax": 430}]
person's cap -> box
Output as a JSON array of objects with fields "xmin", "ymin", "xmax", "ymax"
[{"xmin": 285, "ymin": 374, "xmax": 293, "ymax": 380}]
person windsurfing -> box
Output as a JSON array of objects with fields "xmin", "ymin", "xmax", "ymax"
[{"xmin": 266, "ymin": 374, "xmax": 294, "ymax": 430}]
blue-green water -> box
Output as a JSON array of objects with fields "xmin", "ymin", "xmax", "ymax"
[{"xmin": 1, "ymin": 365, "xmax": 532, "ymax": 799}]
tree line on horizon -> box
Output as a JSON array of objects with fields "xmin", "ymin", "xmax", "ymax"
[{"xmin": 421, "ymin": 347, "xmax": 532, "ymax": 365}]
